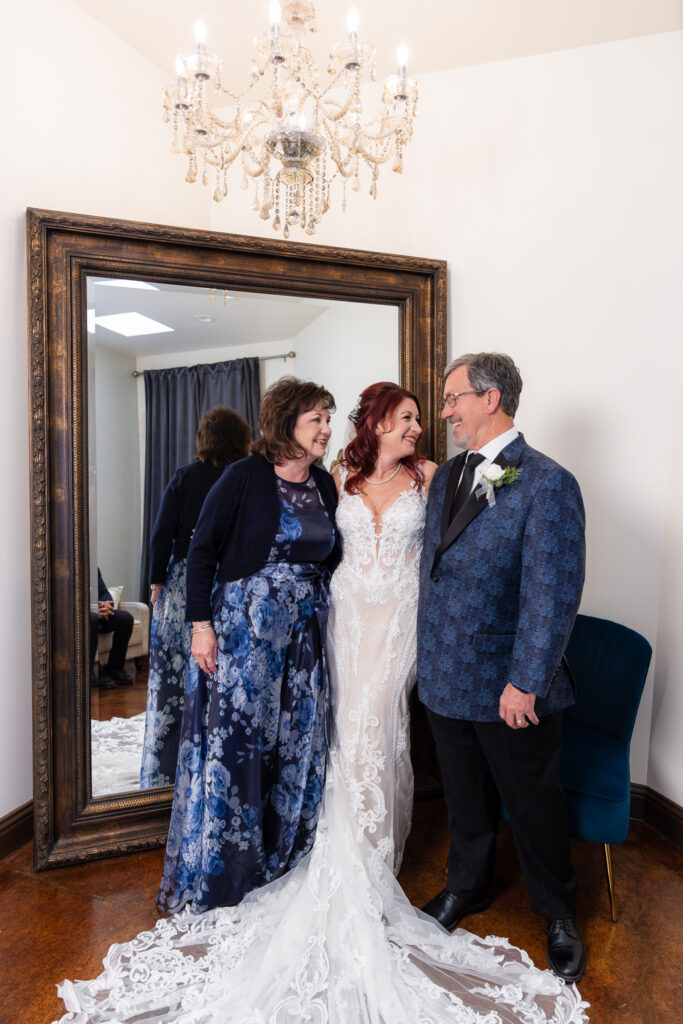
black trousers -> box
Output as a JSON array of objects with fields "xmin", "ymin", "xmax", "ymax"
[
  {"xmin": 426, "ymin": 707, "xmax": 576, "ymax": 920},
  {"xmin": 90, "ymin": 609, "xmax": 134, "ymax": 673}
]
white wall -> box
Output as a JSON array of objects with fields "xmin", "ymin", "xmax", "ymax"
[
  {"xmin": 2, "ymin": 12, "xmax": 682, "ymax": 818},
  {"xmin": 0, "ymin": 0, "xmax": 208, "ymax": 819},
  {"xmin": 212, "ymin": 31, "xmax": 683, "ymax": 802},
  {"xmin": 93, "ymin": 344, "xmax": 141, "ymax": 600}
]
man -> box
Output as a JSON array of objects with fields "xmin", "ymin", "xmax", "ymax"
[
  {"xmin": 90, "ymin": 568, "xmax": 135, "ymax": 689},
  {"xmin": 417, "ymin": 352, "xmax": 586, "ymax": 982}
]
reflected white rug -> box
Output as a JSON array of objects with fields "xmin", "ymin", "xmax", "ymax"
[{"xmin": 91, "ymin": 712, "xmax": 146, "ymax": 796}]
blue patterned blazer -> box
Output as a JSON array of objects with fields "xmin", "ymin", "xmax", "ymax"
[{"xmin": 417, "ymin": 433, "xmax": 585, "ymax": 721}]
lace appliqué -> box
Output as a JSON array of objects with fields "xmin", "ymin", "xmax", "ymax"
[{"xmin": 328, "ymin": 467, "xmax": 426, "ymax": 874}]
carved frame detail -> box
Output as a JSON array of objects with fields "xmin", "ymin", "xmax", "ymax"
[{"xmin": 27, "ymin": 208, "xmax": 447, "ymax": 868}]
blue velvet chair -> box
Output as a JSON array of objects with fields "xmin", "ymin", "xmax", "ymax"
[
  {"xmin": 560, "ymin": 613, "xmax": 652, "ymax": 921},
  {"xmin": 500, "ymin": 613, "xmax": 652, "ymax": 921}
]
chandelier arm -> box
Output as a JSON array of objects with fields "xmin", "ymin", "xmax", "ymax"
[
  {"xmin": 242, "ymin": 148, "xmax": 270, "ymax": 178},
  {"xmin": 193, "ymin": 142, "xmax": 247, "ymax": 173},
  {"xmin": 358, "ymin": 120, "xmax": 414, "ymax": 144},
  {"xmin": 182, "ymin": 113, "xmax": 260, "ymax": 161},
  {"xmin": 326, "ymin": 146, "xmax": 357, "ymax": 179},
  {"xmin": 318, "ymin": 92, "xmax": 355, "ymax": 123}
]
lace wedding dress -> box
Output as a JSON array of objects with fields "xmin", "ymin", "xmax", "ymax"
[{"xmin": 56, "ymin": 477, "xmax": 589, "ymax": 1024}]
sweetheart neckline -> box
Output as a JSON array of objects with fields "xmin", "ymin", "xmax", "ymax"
[{"xmin": 341, "ymin": 485, "xmax": 423, "ymax": 531}]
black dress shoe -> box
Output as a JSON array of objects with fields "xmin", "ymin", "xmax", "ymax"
[
  {"xmin": 546, "ymin": 918, "xmax": 586, "ymax": 983},
  {"xmin": 420, "ymin": 888, "xmax": 492, "ymax": 930},
  {"xmin": 107, "ymin": 668, "xmax": 134, "ymax": 685},
  {"xmin": 94, "ymin": 673, "xmax": 117, "ymax": 690}
]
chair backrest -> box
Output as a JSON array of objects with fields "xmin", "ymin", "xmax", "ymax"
[{"xmin": 563, "ymin": 614, "xmax": 652, "ymax": 743}]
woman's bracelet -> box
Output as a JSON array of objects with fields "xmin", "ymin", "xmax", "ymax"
[{"xmin": 191, "ymin": 623, "xmax": 214, "ymax": 634}]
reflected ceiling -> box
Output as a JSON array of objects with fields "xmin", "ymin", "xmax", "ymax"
[{"xmin": 87, "ymin": 280, "xmax": 332, "ymax": 356}]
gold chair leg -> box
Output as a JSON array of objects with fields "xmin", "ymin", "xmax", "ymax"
[{"xmin": 604, "ymin": 843, "xmax": 618, "ymax": 922}]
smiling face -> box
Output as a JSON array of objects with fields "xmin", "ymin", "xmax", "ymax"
[
  {"xmin": 293, "ymin": 401, "xmax": 332, "ymax": 462},
  {"xmin": 441, "ymin": 364, "xmax": 491, "ymax": 450},
  {"xmin": 377, "ymin": 397, "xmax": 422, "ymax": 460}
]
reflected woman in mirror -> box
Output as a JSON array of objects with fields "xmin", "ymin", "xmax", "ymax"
[
  {"xmin": 139, "ymin": 405, "xmax": 251, "ymax": 789},
  {"xmin": 157, "ymin": 377, "xmax": 339, "ymax": 913},
  {"xmin": 55, "ymin": 385, "xmax": 588, "ymax": 1024}
]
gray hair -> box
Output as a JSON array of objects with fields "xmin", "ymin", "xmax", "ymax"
[{"xmin": 444, "ymin": 352, "xmax": 523, "ymax": 417}]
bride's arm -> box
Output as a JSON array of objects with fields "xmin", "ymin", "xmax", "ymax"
[{"xmin": 420, "ymin": 459, "xmax": 439, "ymax": 496}]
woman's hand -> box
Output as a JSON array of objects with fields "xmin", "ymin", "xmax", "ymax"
[
  {"xmin": 192, "ymin": 623, "xmax": 218, "ymax": 675},
  {"xmin": 150, "ymin": 584, "xmax": 162, "ymax": 608}
]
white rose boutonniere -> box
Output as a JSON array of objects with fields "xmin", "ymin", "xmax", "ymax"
[{"xmin": 476, "ymin": 464, "xmax": 523, "ymax": 508}]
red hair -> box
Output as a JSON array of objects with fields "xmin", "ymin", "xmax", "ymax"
[{"xmin": 343, "ymin": 382, "xmax": 423, "ymax": 494}]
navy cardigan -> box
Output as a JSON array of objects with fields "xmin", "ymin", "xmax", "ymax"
[
  {"xmin": 148, "ymin": 460, "xmax": 224, "ymax": 584},
  {"xmin": 186, "ymin": 453, "xmax": 341, "ymax": 621}
]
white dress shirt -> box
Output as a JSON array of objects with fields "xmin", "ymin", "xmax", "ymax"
[{"xmin": 459, "ymin": 426, "xmax": 520, "ymax": 495}]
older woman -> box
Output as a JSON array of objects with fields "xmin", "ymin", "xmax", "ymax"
[
  {"xmin": 157, "ymin": 377, "xmax": 340, "ymax": 914},
  {"xmin": 140, "ymin": 405, "xmax": 251, "ymax": 789}
]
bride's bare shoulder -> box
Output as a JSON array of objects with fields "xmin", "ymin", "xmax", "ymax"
[{"xmin": 419, "ymin": 460, "xmax": 439, "ymax": 495}]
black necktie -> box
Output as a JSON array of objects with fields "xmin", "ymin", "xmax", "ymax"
[{"xmin": 450, "ymin": 452, "xmax": 485, "ymax": 523}]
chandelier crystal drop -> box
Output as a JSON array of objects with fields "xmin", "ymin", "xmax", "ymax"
[{"xmin": 164, "ymin": 2, "xmax": 418, "ymax": 238}]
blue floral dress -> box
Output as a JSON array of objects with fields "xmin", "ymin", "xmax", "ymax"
[
  {"xmin": 157, "ymin": 475, "xmax": 335, "ymax": 913},
  {"xmin": 140, "ymin": 558, "xmax": 192, "ymax": 788}
]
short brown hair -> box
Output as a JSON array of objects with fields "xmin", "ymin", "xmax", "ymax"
[
  {"xmin": 195, "ymin": 405, "xmax": 251, "ymax": 467},
  {"xmin": 251, "ymin": 376, "xmax": 336, "ymax": 464}
]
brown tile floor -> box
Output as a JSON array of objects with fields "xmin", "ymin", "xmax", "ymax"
[{"xmin": 1, "ymin": 803, "xmax": 681, "ymax": 1024}]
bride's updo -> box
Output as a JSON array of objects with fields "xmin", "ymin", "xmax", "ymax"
[{"xmin": 343, "ymin": 382, "xmax": 423, "ymax": 494}]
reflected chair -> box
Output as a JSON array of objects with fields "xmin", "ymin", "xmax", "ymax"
[
  {"xmin": 560, "ymin": 613, "xmax": 651, "ymax": 921},
  {"xmin": 93, "ymin": 595, "xmax": 150, "ymax": 668}
]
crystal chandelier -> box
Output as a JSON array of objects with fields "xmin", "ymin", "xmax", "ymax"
[{"xmin": 164, "ymin": 1, "xmax": 418, "ymax": 239}]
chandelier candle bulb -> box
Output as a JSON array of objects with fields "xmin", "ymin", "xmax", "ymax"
[
  {"xmin": 346, "ymin": 8, "xmax": 359, "ymax": 61},
  {"xmin": 194, "ymin": 19, "xmax": 207, "ymax": 47},
  {"xmin": 166, "ymin": 0, "xmax": 417, "ymax": 238},
  {"xmin": 397, "ymin": 42, "xmax": 409, "ymax": 69},
  {"xmin": 346, "ymin": 8, "xmax": 359, "ymax": 34}
]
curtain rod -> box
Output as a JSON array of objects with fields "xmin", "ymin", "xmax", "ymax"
[{"xmin": 131, "ymin": 351, "xmax": 296, "ymax": 377}]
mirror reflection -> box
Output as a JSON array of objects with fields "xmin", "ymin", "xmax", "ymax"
[{"xmin": 87, "ymin": 275, "xmax": 398, "ymax": 797}]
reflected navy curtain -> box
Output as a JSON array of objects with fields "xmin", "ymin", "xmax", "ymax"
[{"xmin": 139, "ymin": 357, "xmax": 260, "ymax": 599}]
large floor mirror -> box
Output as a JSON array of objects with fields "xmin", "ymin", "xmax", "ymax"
[{"xmin": 27, "ymin": 208, "xmax": 446, "ymax": 868}]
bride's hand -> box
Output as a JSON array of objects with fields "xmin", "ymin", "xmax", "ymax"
[{"xmin": 192, "ymin": 625, "xmax": 218, "ymax": 675}]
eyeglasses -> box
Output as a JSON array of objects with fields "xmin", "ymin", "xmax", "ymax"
[{"xmin": 442, "ymin": 389, "xmax": 486, "ymax": 409}]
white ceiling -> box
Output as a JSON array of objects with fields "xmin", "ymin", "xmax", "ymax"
[{"xmin": 73, "ymin": 0, "xmax": 682, "ymax": 81}]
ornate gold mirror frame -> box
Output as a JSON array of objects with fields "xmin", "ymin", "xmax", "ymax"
[{"xmin": 27, "ymin": 208, "xmax": 447, "ymax": 869}]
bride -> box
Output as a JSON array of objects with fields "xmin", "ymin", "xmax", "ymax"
[{"xmin": 56, "ymin": 383, "xmax": 588, "ymax": 1024}]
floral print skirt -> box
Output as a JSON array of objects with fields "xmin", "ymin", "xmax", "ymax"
[
  {"xmin": 157, "ymin": 560, "xmax": 330, "ymax": 914},
  {"xmin": 140, "ymin": 558, "xmax": 192, "ymax": 789}
]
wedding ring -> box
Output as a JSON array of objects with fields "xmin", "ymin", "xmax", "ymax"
[{"xmin": 515, "ymin": 716, "xmax": 524, "ymax": 726}]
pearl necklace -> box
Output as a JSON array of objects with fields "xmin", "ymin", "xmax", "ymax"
[{"xmin": 363, "ymin": 463, "xmax": 402, "ymax": 486}]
